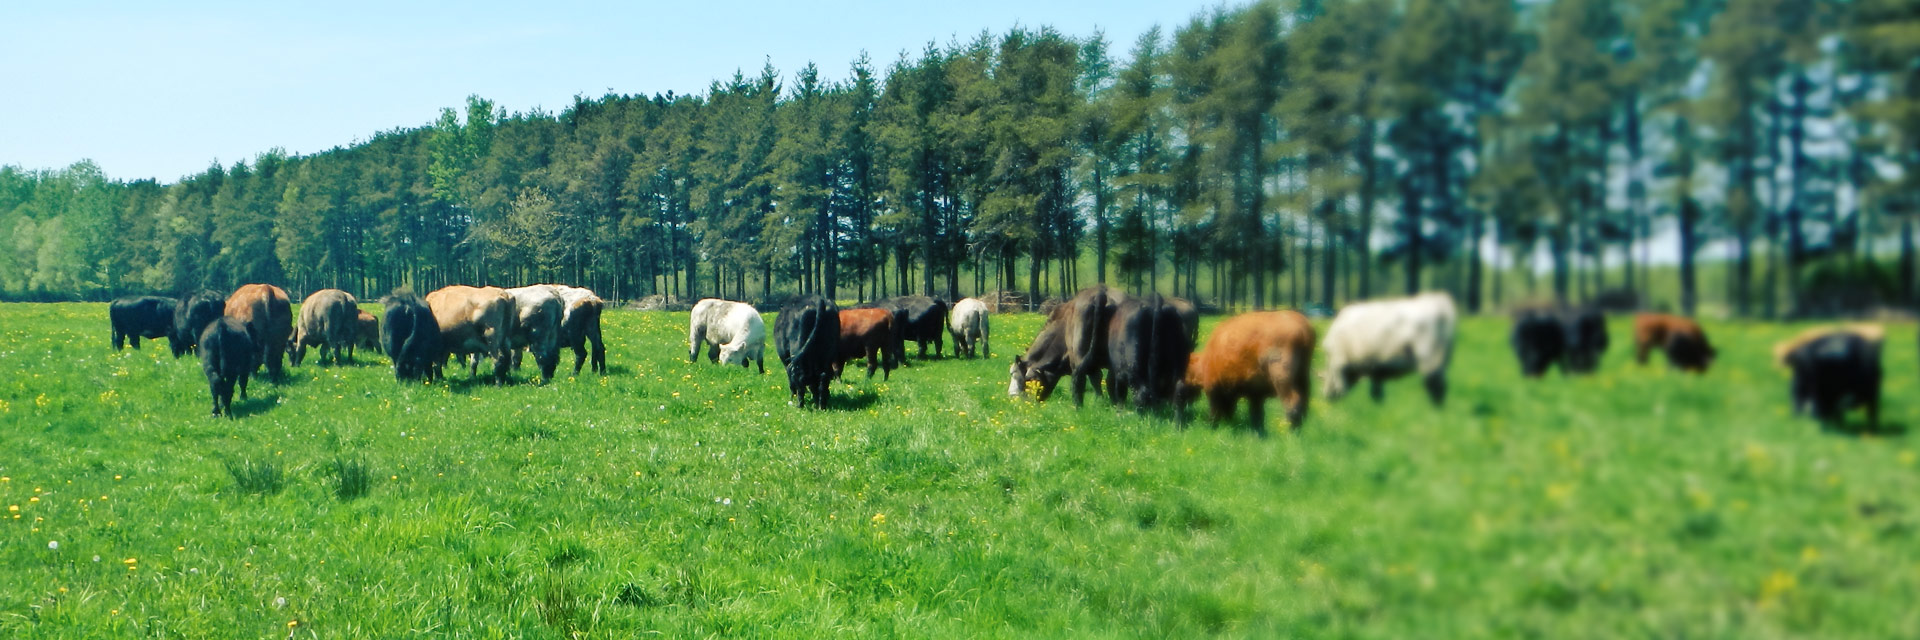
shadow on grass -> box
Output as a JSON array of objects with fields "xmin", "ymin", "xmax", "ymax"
[
  {"xmin": 1820, "ymin": 420, "xmax": 1909, "ymax": 438},
  {"xmin": 226, "ymin": 394, "xmax": 277, "ymax": 419}
]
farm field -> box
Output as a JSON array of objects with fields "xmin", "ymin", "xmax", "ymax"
[{"xmin": 1, "ymin": 302, "xmax": 1918, "ymax": 638}]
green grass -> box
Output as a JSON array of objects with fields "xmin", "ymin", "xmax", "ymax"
[{"xmin": 1, "ymin": 303, "xmax": 1917, "ymax": 638}]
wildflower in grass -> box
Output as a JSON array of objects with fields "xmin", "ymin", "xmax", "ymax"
[
  {"xmin": 47, "ymin": 541, "xmax": 57, "ymax": 550},
  {"xmin": 1759, "ymin": 569, "xmax": 1797, "ymax": 607},
  {"xmin": 871, "ymin": 513, "xmax": 886, "ymax": 525}
]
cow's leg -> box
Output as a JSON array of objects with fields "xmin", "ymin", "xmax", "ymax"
[
  {"xmin": 239, "ymin": 369, "xmax": 250, "ymax": 400},
  {"xmin": 113, "ymin": 329, "xmax": 126, "ymax": 351},
  {"xmin": 1207, "ymin": 391, "xmax": 1233, "ymax": 426},
  {"xmin": 130, "ymin": 334, "xmax": 141, "ymax": 350},
  {"xmin": 1071, "ymin": 371, "xmax": 1089, "ymax": 408},
  {"xmin": 1369, "ymin": 375, "xmax": 1386, "ymax": 403},
  {"xmin": 1272, "ymin": 361, "xmax": 1307, "ymax": 431},
  {"xmin": 1424, "ymin": 372, "xmax": 1447, "ymax": 407},
  {"xmin": 1247, "ymin": 395, "xmax": 1269, "ymax": 437},
  {"xmin": 591, "ymin": 338, "xmax": 606, "ymax": 374}
]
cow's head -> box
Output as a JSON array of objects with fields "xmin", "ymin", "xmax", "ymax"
[
  {"xmin": 1008, "ymin": 356, "xmax": 1062, "ymax": 400},
  {"xmin": 717, "ymin": 343, "xmax": 749, "ymax": 367}
]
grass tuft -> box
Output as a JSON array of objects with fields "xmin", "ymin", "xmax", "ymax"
[
  {"xmin": 330, "ymin": 457, "xmax": 372, "ymax": 501},
  {"xmin": 224, "ymin": 458, "xmax": 285, "ymax": 496}
]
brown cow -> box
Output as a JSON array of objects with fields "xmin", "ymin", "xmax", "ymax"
[
  {"xmin": 1632, "ymin": 313, "xmax": 1715, "ymax": 373},
  {"xmin": 225, "ymin": 284, "xmax": 293, "ymax": 377},
  {"xmin": 356, "ymin": 310, "xmax": 381, "ymax": 355},
  {"xmin": 1175, "ymin": 310, "xmax": 1317, "ymax": 435},
  {"xmin": 1009, "ymin": 285, "xmax": 1123, "ymax": 406},
  {"xmin": 425, "ymin": 285, "xmax": 518, "ymax": 384},
  {"xmin": 834, "ymin": 308, "xmax": 898, "ymax": 381},
  {"xmin": 290, "ymin": 289, "xmax": 359, "ymax": 366}
]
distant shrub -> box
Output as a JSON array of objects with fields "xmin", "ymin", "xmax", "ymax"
[
  {"xmin": 224, "ymin": 458, "xmax": 284, "ymax": 496},
  {"xmin": 1795, "ymin": 259, "xmax": 1899, "ymax": 318},
  {"xmin": 330, "ymin": 457, "xmax": 371, "ymax": 501}
]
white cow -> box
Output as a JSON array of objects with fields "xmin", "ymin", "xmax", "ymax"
[
  {"xmin": 1322, "ymin": 291, "xmax": 1457, "ymax": 406},
  {"xmin": 689, "ymin": 298, "xmax": 767, "ymax": 373},
  {"xmin": 505, "ymin": 285, "xmax": 566, "ymax": 383},
  {"xmin": 542, "ymin": 284, "xmax": 608, "ymax": 375},
  {"xmin": 948, "ymin": 297, "xmax": 991, "ymax": 358}
]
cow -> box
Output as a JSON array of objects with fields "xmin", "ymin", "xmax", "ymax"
[
  {"xmin": 1168, "ymin": 296, "xmax": 1201, "ymax": 345},
  {"xmin": 425, "ymin": 285, "xmax": 517, "ymax": 384},
  {"xmin": 546, "ymin": 284, "xmax": 607, "ymax": 375},
  {"xmin": 948, "ymin": 297, "xmax": 991, "ymax": 359},
  {"xmin": 1322, "ymin": 292, "xmax": 1457, "ymax": 406},
  {"xmin": 775, "ymin": 295, "xmax": 840, "ymax": 409},
  {"xmin": 1009, "ymin": 285, "xmax": 1123, "ymax": 406},
  {"xmin": 1175, "ymin": 310, "xmax": 1316, "ymax": 435},
  {"xmin": 1776, "ymin": 325, "xmax": 1883, "ymax": 430},
  {"xmin": 289, "ymin": 289, "xmax": 360, "ymax": 367},
  {"xmin": 505, "ymin": 285, "xmax": 565, "ymax": 383},
  {"xmin": 198, "ymin": 316, "xmax": 256, "ymax": 418},
  {"xmin": 1006, "ymin": 318, "xmax": 1069, "ymax": 399},
  {"xmin": 689, "ymin": 298, "xmax": 767, "ymax": 374},
  {"xmin": 225, "ymin": 284, "xmax": 294, "ymax": 377},
  {"xmin": 382, "ymin": 292, "xmax": 444, "ymax": 382},
  {"xmin": 880, "ymin": 296, "xmax": 950, "ymax": 360},
  {"xmin": 109, "ymin": 295, "xmax": 177, "ymax": 351},
  {"xmin": 835, "ymin": 308, "xmax": 898, "ymax": 381},
  {"xmin": 1105, "ymin": 293, "xmax": 1193, "ymax": 410},
  {"xmin": 356, "ymin": 310, "xmax": 381, "ymax": 355},
  {"xmin": 856, "ymin": 300, "xmax": 914, "ymax": 369},
  {"xmin": 1511, "ymin": 306, "xmax": 1609, "ymax": 377},
  {"xmin": 1632, "ymin": 313, "xmax": 1715, "ymax": 373},
  {"xmin": 171, "ymin": 290, "xmax": 225, "ymax": 359}
]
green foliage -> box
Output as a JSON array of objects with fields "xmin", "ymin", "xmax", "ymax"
[{"xmin": 223, "ymin": 458, "xmax": 285, "ymax": 497}]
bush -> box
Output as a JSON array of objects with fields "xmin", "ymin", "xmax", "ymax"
[
  {"xmin": 330, "ymin": 457, "xmax": 372, "ymax": 501},
  {"xmin": 224, "ymin": 458, "xmax": 285, "ymax": 496}
]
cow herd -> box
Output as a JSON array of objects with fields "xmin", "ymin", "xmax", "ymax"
[
  {"xmin": 107, "ymin": 283, "xmax": 607, "ymax": 416},
  {"xmin": 104, "ymin": 283, "xmax": 1893, "ymax": 432}
]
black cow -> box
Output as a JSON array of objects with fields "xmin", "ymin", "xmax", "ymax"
[
  {"xmin": 170, "ymin": 290, "xmax": 226, "ymax": 359},
  {"xmin": 199, "ymin": 317, "xmax": 256, "ymax": 418},
  {"xmin": 1511, "ymin": 306, "xmax": 1609, "ymax": 377},
  {"xmin": 776, "ymin": 295, "xmax": 841, "ymax": 409},
  {"xmin": 1782, "ymin": 329, "xmax": 1882, "ymax": 430},
  {"xmin": 1009, "ymin": 285, "xmax": 1122, "ymax": 406},
  {"xmin": 1106, "ymin": 293, "xmax": 1193, "ymax": 410},
  {"xmin": 109, "ymin": 296, "xmax": 177, "ymax": 351},
  {"xmin": 383, "ymin": 292, "xmax": 445, "ymax": 382},
  {"xmin": 878, "ymin": 296, "xmax": 949, "ymax": 361}
]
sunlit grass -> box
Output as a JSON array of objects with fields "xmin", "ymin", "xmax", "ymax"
[{"xmin": 0, "ymin": 302, "xmax": 1916, "ymax": 637}]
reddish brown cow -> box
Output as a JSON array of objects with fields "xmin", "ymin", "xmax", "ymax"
[
  {"xmin": 356, "ymin": 310, "xmax": 381, "ymax": 355},
  {"xmin": 1632, "ymin": 313, "xmax": 1715, "ymax": 372},
  {"xmin": 1175, "ymin": 310, "xmax": 1317, "ymax": 435},
  {"xmin": 225, "ymin": 284, "xmax": 293, "ymax": 377},
  {"xmin": 834, "ymin": 308, "xmax": 898, "ymax": 381}
]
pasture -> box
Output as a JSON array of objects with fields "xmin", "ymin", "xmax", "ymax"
[{"xmin": 1, "ymin": 302, "xmax": 1917, "ymax": 638}]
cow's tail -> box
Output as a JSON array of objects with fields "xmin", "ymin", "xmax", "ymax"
[
  {"xmin": 1072, "ymin": 288, "xmax": 1104, "ymax": 376},
  {"xmin": 792, "ymin": 300, "xmax": 827, "ymax": 372}
]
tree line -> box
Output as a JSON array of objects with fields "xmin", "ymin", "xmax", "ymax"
[{"xmin": 3, "ymin": 0, "xmax": 1917, "ymax": 316}]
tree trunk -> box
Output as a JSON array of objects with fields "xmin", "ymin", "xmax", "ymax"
[
  {"xmin": 1402, "ymin": 174, "xmax": 1422, "ymax": 296},
  {"xmin": 1466, "ymin": 212, "xmax": 1483, "ymax": 312},
  {"xmin": 1679, "ymin": 197, "xmax": 1700, "ymax": 317}
]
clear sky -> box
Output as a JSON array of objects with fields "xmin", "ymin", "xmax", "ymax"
[{"xmin": 2, "ymin": 0, "xmax": 1221, "ymax": 183}]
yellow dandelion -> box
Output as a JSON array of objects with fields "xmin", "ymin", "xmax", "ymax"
[{"xmin": 870, "ymin": 513, "xmax": 886, "ymax": 525}]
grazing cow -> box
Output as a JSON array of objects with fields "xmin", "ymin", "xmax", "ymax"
[
  {"xmin": 1776, "ymin": 325, "xmax": 1883, "ymax": 430},
  {"xmin": 856, "ymin": 300, "xmax": 914, "ymax": 369},
  {"xmin": 171, "ymin": 290, "xmax": 225, "ymax": 359},
  {"xmin": 776, "ymin": 295, "xmax": 840, "ymax": 409},
  {"xmin": 198, "ymin": 317, "xmax": 256, "ymax": 418},
  {"xmin": 289, "ymin": 289, "xmax": 360, "ymax": 366},
  {"xmin": 356, "ymin": 310, "xmax": 381, "ymax": 355},
  {"xmin": 1007, "ymin": 319, "xmax": 1069, "ymax": 399},
  {"xmin": 689, "ymin": 298, "xmax": 767, "ymax": 374},
  {"xmin": 881, "ymin": 296, "xmax": 950, "ymax": 360},
  {"xmin": 425, "ymin": 285, "xmax": 517, "ymax": 384},
  {"xmin": 1632, "ymin": 313, "xmax": 1715, "ymax": 373},
  {"xmin": 835, "ymin": 308, "xmax": 898, "ymax": 380},
  {"xmin": 225, "ymin": 284, "xmax": 293, "ymax": 377},
  {"xmin": 948, "ymin": 297, "xmax": 991, "ymax": 359},
  {"xmin": 1511, "ymin": 306, "xmax": 1609, "ymax": 377},
  {"xmin": 1167, "ymin": 296, "xmax": 1200, "ymax": 345},
  {"xmin": 109, "ymin": 295, "xmax": 178, "ymax": 351},
  {"xmin": 382, "ymin": 292, "xmax": 444, "ymax": 382},
  {"xmin": 546, "ymin": 284, "xmax": 607, "ymax": 375},
  {"xmin": 1175, "ymin": 310, "xmax": 1316, "ymax": 434},
  {"xmin": 1105, "ymin": 293, "xmax": 1193, "ymax": 410},
  {"xmin": 1323, "ymin": 292, "xmax": 1457, "ymax": 406},
  {"xmin": 505, "ymin": 285, "xmax": 565, "ymax": 383},
  {"xmin": 1009, "ymin": 285, "xmax": 1123, "ymax": 406}
]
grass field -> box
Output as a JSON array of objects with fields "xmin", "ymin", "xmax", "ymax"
[{"xmin": 1, "ymin": 303, "xmax": 1917, "ymax": 638}]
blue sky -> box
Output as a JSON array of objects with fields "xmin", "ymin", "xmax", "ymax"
[{"xmin": 2, "ymin": 0, "xmax": 1220, "ymax": 182}]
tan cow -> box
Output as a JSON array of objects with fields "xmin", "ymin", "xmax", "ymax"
[
  {"xmin": 425, "ymin": 285, "xmax": 518, "ymax": 384},
  {"xmin": 225, "ymin": 284, "xmax": 293, "ymax": 377},
  {"xmin": 290, "ymin": 289, "xmax": 360, "ymax": 366}
]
